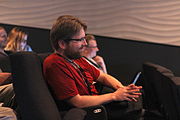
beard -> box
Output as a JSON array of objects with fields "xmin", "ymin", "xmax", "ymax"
[{"xmin": 64, "ymin": 47, "xmax": 83, "ymax": 60}]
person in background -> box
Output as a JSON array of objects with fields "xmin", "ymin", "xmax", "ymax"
[
  {"xmin": 43, "ymin": 15, "xmax": 142, "ymax": 119},
  {"xmin": 81, "ymin": 34, "xmax": 109, "ymax": 93},
  {"xmin": 0, "ymin": 27, "xmax": 8, "ymax": 57},
  {"xmin": 81, "ymin": 34, "xmax": 107, "ymax": 73},
  {"xmin": 0, "ymin": 27, "xmax": 12, "ymax": 84},
  {"xmin": 0, "ymin": 27, "xmax": 7, "ymax": 56},
  {"xmin": 0, "ymin": 27, "xmax": 17, "ymax": 120},
  {"xmin": 5, "ymin": 27, "xmax": 32, "ymax": 52}
]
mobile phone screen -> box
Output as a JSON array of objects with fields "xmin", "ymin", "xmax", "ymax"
[{"xmin": 132, "ymin": 72, "xmax": 141, "ymax": 84}]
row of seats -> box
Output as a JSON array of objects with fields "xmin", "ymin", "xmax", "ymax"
[
  {"xmin": 1, "ymin": 51, "xmax": 180, "ymax": 120},
  {"xmin": 142, "ymin": 62, "xmax": 180, "ymax": 120}
]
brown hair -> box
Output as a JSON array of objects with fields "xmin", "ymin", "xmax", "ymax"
[
  {"xmin": 85, "ymin": 34, "xmax": 96, "ymax": 44},
  {"xmin": 0, "ymin": 27, "xmax": 5, "ymax": 31},
  {"xmin": 50, "ymin": 15, "xmax": 87, "ymax": 50}
]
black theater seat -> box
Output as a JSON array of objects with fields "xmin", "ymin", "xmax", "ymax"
[
  {"xmin": 10, "ymin": 52, "xmax": 107, "ymax": 120},
  {"xmin": 142, "ymin": 62, "xmax": 180, "ymax": 120}
]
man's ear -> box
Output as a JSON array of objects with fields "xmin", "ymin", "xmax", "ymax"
[{"xmin": 58, "ymin": 40, "xmax": 66, "ymax": 49}]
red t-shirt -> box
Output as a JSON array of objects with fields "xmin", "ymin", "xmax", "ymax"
[{"xmin": 43, "ymin": 53, "xmax": 100, "ymax": 101}]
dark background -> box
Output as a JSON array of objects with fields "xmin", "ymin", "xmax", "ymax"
[{"xmin": 1, "ymin": 23, "xmax": 180, "ymax": 85}]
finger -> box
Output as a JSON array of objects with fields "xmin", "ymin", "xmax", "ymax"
[
  {"xmin": 128, "ymin": 84, "xmax": 142, "ymax": 89},
  {"xmin": 131, "ymin": 97, "xmax": 137, "ymax": 102},
  {"xmin": 128, "ymin": 91, "xmax": 142, "ymax": 96},
  {"xmin": 127, "ymin": 88, "xmax": 141, "ymax": 93},
  {"xmin": 126, "ymin": 86, "xmax": 142, "ymax": 91},
  {"xmin": 128, "ymin": 94, "xmax": 140, "ymax": 98},
  {"xmin": 128, "ymin": 92, "xmax": 142, "ymax": 96},
  {"xmin": 126, "ymin": 96, "xmax": 137, "ymax": 102},
  {"xmin": 136, "ymin": 86, "xmax": 142, "ymax": 89},
  {"xmin": 124, "ymin": 96, "xmax": 133, "ymax": 101},
  {"xmin": 132, "ymin": 86, "xmax": 142, "ymax": 89},
  {"xmin": 128, "ymin": 84, "xmax": 135, "ymax": 87},
  {"xmin": 132, "ymin": 92, "xmax": 142, "ymax": 95},
  {"xmin": 123, "ymin": 93, "xmax": 135, "ymax": 101},
  {"xmin": 130, "ymin": 95, "xmax": 139, "ymax": 98}
]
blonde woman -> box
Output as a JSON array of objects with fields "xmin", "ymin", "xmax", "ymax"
[{"xmin": 5, "ymin": 27, "xmax": 32, "ymax": 52}]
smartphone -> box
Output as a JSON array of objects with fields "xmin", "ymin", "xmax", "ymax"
[{"xmin": 132, "ymin": 72, "xmax": 141, "ymax": 84}]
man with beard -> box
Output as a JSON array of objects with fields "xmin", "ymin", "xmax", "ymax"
[{"xmin": 43, "ymin": 15, "xmax": 142, "ymax": 119}]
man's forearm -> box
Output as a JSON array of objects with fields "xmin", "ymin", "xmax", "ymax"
[
  {"xmin": 68, "ymin": 93, "xmax": 115, "ymax": 108},
  {"xmin": 97, "ymin": 72, "xmax": 124, "ymax": 90},
  {"xmin": 68, "ymin": 85, "xmax": 142, "ymax": 108}
]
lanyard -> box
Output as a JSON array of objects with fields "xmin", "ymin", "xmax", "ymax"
[
  {"xmin": 83, "ymin": 56, "xmax": 102, "ymax": 69},
  {"xmin": 56, "ymin": 53, "xmax": 92, "ymax": 95}
]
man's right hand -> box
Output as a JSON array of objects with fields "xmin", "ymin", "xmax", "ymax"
[{"xmin": 112, "ymin": 84, "xmax": 142, "ymax": 102}]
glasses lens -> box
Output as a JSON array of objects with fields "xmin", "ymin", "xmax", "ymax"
[
  {"xmin": 80, "ymin": 37, "xmax": 86, "ymax": 41},
  {"xmin": 65, "ymin": 37, "xmax": 86, "ymax": 42}
]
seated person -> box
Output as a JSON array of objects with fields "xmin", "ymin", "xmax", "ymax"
[
  {"xmin": 81, "ymin": 34, "xmax": 110, "ymax": 93},
  {"xmin": 0, "ymin": 27, "xmax": 9, "ymax": 57},
  {"xmin": 5, "ymin": 27, "xmax": 32, "ymax": 52},
  {"xmin": 43, "ymin": 15, "xmax": 142, "ymax": 119},
  {"xmin": 81, "ymin": 34, "xmax": 107, "ymax": 73},
  {"xmin": 0, "ymin": 27, "xmax": 17, "ymax": 120}
]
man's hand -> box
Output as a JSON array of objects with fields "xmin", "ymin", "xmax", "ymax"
[
  {"xmin": 112, "ymin": 84, "xmax": 142, "ymax": 102},
  {"xmin": 93, "ymin": 56, "xmax": 104, "ymax": 66}
]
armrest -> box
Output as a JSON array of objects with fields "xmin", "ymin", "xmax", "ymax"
[
  {"xmin": 83, "ymin": 105, "xmax": 108, "ymax": 120},
  {"xmin": 63, "ymin": 105, "xmax": 107, "ymax": 120},
  {"xmin": 63, "ymin": 108, "xmax": 87, "ymax": 120}
]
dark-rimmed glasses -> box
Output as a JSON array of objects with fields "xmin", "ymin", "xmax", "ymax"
[
  {"xmin": 64, "ymin": 37, "xmax": 86, "ymax": 42},
  {"xmin": 85, "ymin": 45, "xmax": 98, "ymax": 48}
]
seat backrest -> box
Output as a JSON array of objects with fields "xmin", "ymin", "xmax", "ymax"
[
  {"xmin": 143, "ymin": 62, "xmax": 180, "ymax": 120},
  {"xmin": 10, "ymin": 52, "xmax": 61, "ymax": 120}
]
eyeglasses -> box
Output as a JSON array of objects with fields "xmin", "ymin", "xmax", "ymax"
[
  {"xmin": 85, "ymin": 45, "xmax": 98, "ymax": 48},
  {"xmin": 64, "ymin": 37, "xmax": 86, "ymax": 42}
]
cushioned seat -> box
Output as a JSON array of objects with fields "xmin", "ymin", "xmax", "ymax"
[
  {"xmin": 142, "ymin": 62, "xmax": 180, "ymax": 120},
  {"xmin": 10, "ymin": 52, "xmax": 107, "ymax": 120}
]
